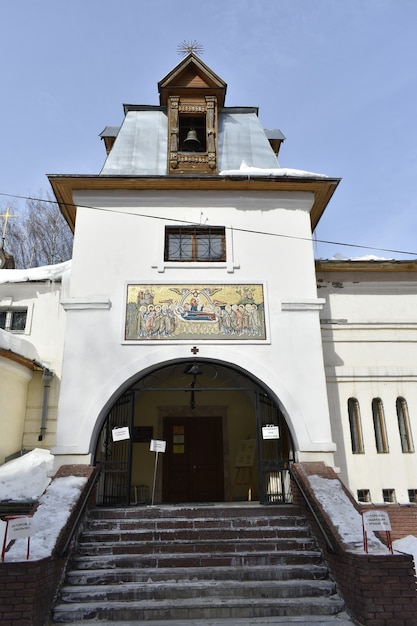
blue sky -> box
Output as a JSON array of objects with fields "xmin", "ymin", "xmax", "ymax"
[{"xmin": 1, "ymin": 0, "xmax": 417, "ymax": 259}]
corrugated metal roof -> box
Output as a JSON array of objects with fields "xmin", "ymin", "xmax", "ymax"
[{"xmin": 100, "ymin": 107, "xmax": 280, "ymax": 176}]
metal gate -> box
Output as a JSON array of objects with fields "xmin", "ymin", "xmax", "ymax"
[
  {"xmin": 256, "ymin": 392, "xmax": 294, "ymax": 504},
  {"xmin": 95, "ymin": 392, "xmax": 134, "ymax": 505}
]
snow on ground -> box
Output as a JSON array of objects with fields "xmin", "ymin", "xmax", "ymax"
[
  {"xmin": 0, "ymin": 448, "xmax": 53, "ymax": 501},
  {"xmin": 393, "ymin": 535, "xmax": 417, "ymax": 573}
]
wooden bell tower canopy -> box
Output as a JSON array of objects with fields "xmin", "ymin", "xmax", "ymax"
[{"xmin": 158, "ymin": 53, "xmax": 227, "ymax": 108}]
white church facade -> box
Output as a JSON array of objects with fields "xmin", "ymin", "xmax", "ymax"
[{"xmin": 1, "ymin": 54, "xmax": 416, "ymax": 508}]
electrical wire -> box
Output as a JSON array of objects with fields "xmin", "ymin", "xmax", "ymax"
[{"xmin": 1, "ymin": 190, "xmax": 416, "ymax": 258}]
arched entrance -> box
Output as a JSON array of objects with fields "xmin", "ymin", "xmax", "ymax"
[{"xmin": 94, "ymin": 360, "xmax": 294, "ymax": 506}]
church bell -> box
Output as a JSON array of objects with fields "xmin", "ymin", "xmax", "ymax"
[{"xmin": 182, "ymin": 129, "xmax": 201, "ymax": 151}]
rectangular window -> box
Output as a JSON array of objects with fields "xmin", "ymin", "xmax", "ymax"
[
  {"xmin": 165, "ymin": 227, "xmax": 226, "ymax": 262},
  {"xmin": 372, "ymin": 398, "xmax": 389, "ymax": 453},
  {"xmin": 357, "ymin": 489, "xmax": 371, "ymax": 503},
  {"xmin": 0, "ymin": 309, "xmax": 27, "ymax": 332},
  {"xmin": 382, "ymin": 488, "xmax": 396, "ymax": 503},
  {"xmin": 396, "ymin": 397, "xmax": 414, "ymax": 453}
]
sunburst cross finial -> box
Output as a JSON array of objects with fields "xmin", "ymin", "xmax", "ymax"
[{"xmin": 177, "ymin": 40, "xmax": 204, "ymax": 57}]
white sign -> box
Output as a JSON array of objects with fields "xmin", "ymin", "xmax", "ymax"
[
  {"xmin": 262, "ymin": 425, "xmax": 280, "ymax": 440},
  {"xmin": 362, "ymin": 510, "xmax": 391, "ymax": 532},
  {"xmin": 112, "ymin": 426, "xmax": 130, "ymax": 442},
  {"xmin": 7, "ymin": 517, "xmax": 33, "ymax": 541},
  {"xmin": 150, "ymin": 439, "xmax": 166, "ymax": 453}
]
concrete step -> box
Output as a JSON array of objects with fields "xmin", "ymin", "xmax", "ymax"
[
  {"xmin": 76, "ymin": 536, "xmax": 317, "ymax": 556},
  {"xmin": 66, "ymin": 563, "xmax": 330, "ymax": 585},
  {"xmin": 60, "ymin": 579, "xmax": 336, "ymax": 603},
  {"xmin": 52, "ymin": 505, "xmax": 347, "ymax": 624},
  {"xmin": 52, "ymin": 595, "xmax": 346, "ymax": 623},
  {"xmin": 71, "ymin": 548, "xmax": 323, "ymax": 570},
  {"xmin": 53, "ymin": 617, "xmax": 356, "ymax": 626},
  {"xmin": 88, "ymin": 505, "xmax": 300, "ymax": 520},
  {"xmin": 80, "ymin": 525, "xmax": 310, "ymax": 542}
]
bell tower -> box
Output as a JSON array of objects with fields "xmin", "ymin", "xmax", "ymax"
[{"xmin": 158, "ymin": 53, "xmax": 227, "ymax": 175}]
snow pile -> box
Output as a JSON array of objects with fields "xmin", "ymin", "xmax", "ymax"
[
  {"xmin": 308, "ymin": 475, "xmax": 386, "ymax": 553},
  {"xmin": 220, "ymin": 160, "xmax": 328, "ymax": 179},
  {"xmin": 3, "ymin": 475, "xmax": 87, "ymax": 561},
  {"xmin": 393, "ymin": 535, "xmax": 417, "ymax": 573},
  {"xmin": 0, "ymin": 259, "xmax": 71, "ymax": 284},
  {"xmin": 0, "ymin": 449, "xmax": 53, "ymax": 502}
]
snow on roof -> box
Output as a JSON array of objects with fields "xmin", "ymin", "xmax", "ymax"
[
  {"xmin": 0, "ymin": 327, "xmax": 47, "ymax": 368},
  {"xmin": 0, "ymin": 448, "xmax": 53, "ymax": 502},
  {"xmin": 0, "ymin": 259, "xmax": 71, "ymax": 285},
  {"xmin": 220, "ymin": 160, "xmax": 328, "ymax": 178}
]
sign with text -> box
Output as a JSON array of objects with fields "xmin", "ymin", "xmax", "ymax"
[
  {"xmin": 362, "ymin": 510, "xmax": 392, "ymax": 554},
  {"xmin": 112, "ymin": 426, "xmax": 130, "ymax": 442},
  {"xmin": 150, "ymin": 439, "xmax": 167, "ymax": 453},
  {"xmin": 7, "ymin": 516, "xmax": 33, "ymax": 540},
  {"xmin": 362, "ymin": 510, "xmax": 391, "ymax": 532},
  {"xmin": 262, "ymin": 425, "xmax": 280, "ymax": 440}
]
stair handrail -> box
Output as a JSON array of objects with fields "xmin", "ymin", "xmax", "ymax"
[
  {"xmin": 289, "ymin": 466, "xmax": 335, "ymax": 554},
  {"xmin": 57, "ymin": 467, "xmax": 101, "ymax": 557}
]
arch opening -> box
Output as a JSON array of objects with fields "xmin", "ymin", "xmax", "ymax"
[{"xmin": 93, "ymin": 359, "xmax": 295, "ymax": 506}]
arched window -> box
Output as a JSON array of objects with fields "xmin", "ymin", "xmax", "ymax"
[
  {"xmin": 396, "ymin": 397, "xmax": 414, "ymax": 453},
  {"xmin": 348, "ymin": 398, "xmax": 364, "ymax": 453},
  {"xmin": 372, "ymin": 398, "xmax": 389, "ymax": 453}
]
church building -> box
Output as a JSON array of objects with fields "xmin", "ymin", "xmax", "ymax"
[{"xmin": 1, "ymin": 53, "xmax": 416, "ymax": 510}]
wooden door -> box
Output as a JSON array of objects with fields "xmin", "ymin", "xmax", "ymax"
[{"xmin": 163, "ymin": 416, "xmax": 224, "ymax": 503}]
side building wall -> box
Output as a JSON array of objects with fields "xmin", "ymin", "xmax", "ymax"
[
  {"xmin": 317, "ymin": 266, "xmax": 417, "ymax": 504},
  {"xmin": 0, "ymin": 275, "xmax": 67, "ymax": 464}
]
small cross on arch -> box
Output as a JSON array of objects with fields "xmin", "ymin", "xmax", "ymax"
[{"xmin": 191, "ymin": 346, "xmax": 199, "ymax": 355}]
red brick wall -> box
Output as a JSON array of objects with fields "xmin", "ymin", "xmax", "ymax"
[
  {"xmin": 291, "ymin": 462, "xmax": 417, "ymax": 626},
  {"xmin": 0, "ymin": 465, "xmax": 98, "ymax": 626}
]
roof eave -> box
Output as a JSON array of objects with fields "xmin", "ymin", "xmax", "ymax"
[{"xmin": 48, "ymin": 174, "xmax": 340, "ymax": 234}]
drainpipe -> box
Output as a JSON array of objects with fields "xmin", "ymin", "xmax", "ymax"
[{"xmin": 38, "ymin": 368, "xmax": 54, "ymax": 441}]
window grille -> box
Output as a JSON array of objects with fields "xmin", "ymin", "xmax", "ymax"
[
  {"xmin": 357, "ymin": 489, "xmax": 371, "ymax": 503},
  {"xmin": 408, "ymin": 489, "xmax": 417, "ymax": 503},
  {"xmin": 382, "ymin": 488, "xmax": 396, "ymax": 503},
  {"xmin": 165, "ymin": 227, "xmax": 226, "ymax": 262}
]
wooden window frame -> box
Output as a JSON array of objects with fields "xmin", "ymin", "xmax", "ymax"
[
  {"xmin": 0, "ymin": 308, "xmax": 28, "ymax": 333},
  {"xmin": 372, "ymin": 398, "xmax": 389, "ymax": 453},
  {"xmin": 348, "ymin": 398, "xmax": 364, "ymax": 454},
  {"xmin": 396, "ymin": 397, "xmax": 414, "ymax": 453}
]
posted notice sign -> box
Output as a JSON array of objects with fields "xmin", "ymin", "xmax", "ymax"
[
  {"xmin": 262, "ymin": 425, "xmax": 280, "ymax": 440},
  {"xmin": 150, "ymin": 439, "xmax": 166, "ymax": 453},
  {"xmin": 362, "ymin": 510, "xmax": 391, "ymax": 532},
  {"xmin": 112, "ymin": 426, "xmax": 130, "ymax": 442}
]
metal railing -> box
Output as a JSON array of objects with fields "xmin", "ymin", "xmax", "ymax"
[{"xmin": 58, "ymin": 468, "xmax": 101, "ymax": 557}]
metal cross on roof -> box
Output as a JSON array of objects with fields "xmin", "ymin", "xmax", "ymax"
[
  {"xmin": 0, "ymin": 206, "xmax": 18, "ymax": 249},
  {"xmin": 177, "ymin": 40, "xmax": 204, "ymax": 57}
]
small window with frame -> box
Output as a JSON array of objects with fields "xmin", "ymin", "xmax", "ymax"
[
  {"xmin": 0, "ymin": 308, "xmax": 28, "ymax": 332},
  {"xmin": 164, "ymin": 226, "xmax": 226, "ymax": 262}
]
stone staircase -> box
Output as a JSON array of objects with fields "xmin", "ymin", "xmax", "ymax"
[{"xmin": 51, "ymin": 504, "xmax": 349, "ymax": 624}]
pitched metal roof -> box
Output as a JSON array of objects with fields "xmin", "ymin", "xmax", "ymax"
[{"xmin": 100, "ymin": 107, "xmax": 280, "ymax": 176}]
